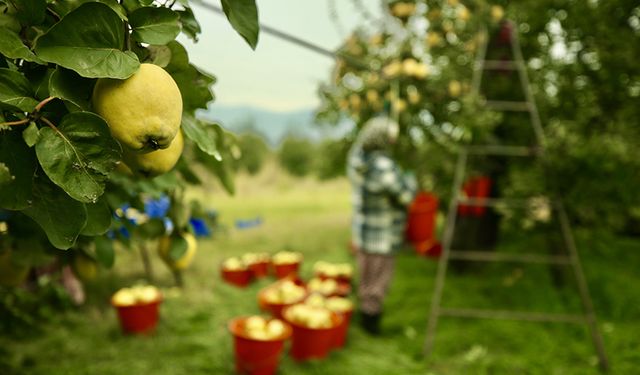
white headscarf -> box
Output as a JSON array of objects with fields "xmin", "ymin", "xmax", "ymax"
[
  {"xmin": 353, "ymin": 116, "xmax": 399, "ymax": 152},
  {"xmin": 347, "ymin": 116, "xmax": 399, "ymax": 179}
]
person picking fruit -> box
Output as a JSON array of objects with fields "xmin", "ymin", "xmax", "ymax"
[{"xmin": 347, "ymin": 113, "xmax": 417, "ymax": 334}]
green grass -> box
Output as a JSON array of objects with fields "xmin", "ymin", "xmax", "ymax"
[{"xmin": 2, "ymin": 165, "xmax": 639, "ymax": 374}]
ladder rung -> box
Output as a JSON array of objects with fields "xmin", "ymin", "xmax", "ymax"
[
  {"xmin": 477, "ymin": 60, "xmax": 519, "ymax": 70},
  {"xmin": 456, "ymin": 197, "xmax": 530, "ymax": 207},
  {"xmin": 485, "ymin": 100, "xmax": 531, "ymax": 111},
  {"xmin": 449, "ymin": 250, "xmax": 572, "ymax": 265},
  {"xmin": 439, "ymin": 308, "xmax": 587, "ymax": 324},
  {"xmin": 465, "ymin": 145, "xmax": 539, "ymax": 157}
]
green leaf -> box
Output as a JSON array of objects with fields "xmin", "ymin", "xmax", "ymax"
[
  {"xmin": 176, "ymin": 158, "xmax": 201, "ymax": 185},
  {"xmin": 0, "ymin": 128, "xmax": 36, "ymax": 209},
  {"xmin": 0, "ymin": 6, "xmax": 21, "ymax": 33},
  {"xmin": 122, "ymin": 0, "xmax": 153, "ymax": 13},
  {"xmin": 35, "ymin": 112, "xmax": 121, "ymax": 203},
  {"xmin": 210, "ymin": 153, "xmax": 235, "ymax": 195},
  {"xmin": 0, "ymin": 68, "xmax": 39, "ymax": 112},
  {"xmin": 49, "ymin": 0, "xmax": 127, "ymax": 20},
  {"xmin": 146, "ymin": 172, "xmax": 179, "ymax": 193},
  {"xmin": 8, "ymin": 0, "xmax": 46, "ymax": 26},
  {"xmin": 168, "ymin": 234, "xmax": 188, "ymax": 261},
  {"xmin": 49, "ymin": 67, "xmax": 94, "ymax": 112},
  {"xmin": 34, "ymin": 2, "xmax": 140, "ymax": 79},
  {"xmin": 23, "ymin": 175, "xmax": 87, "ymax": 250},
  {"xmin": 121, "ymin": 0, "xmax": 142, "ymax": 13},
  {"xmin": 134, "ymin": 218, "xmax": 165, "ymax": 238},
  {"xmin": 82, "ymin": 198, "xmax": 111, "ymax": 236},
  {"xmin": 103, "ymin": 0, "xmax": 128, "ymax": 21},
  {"xmin": 170, "ymin": 64, "xmax": 215, "ymax": 111},
  {"xmin": 0, "ymin": 26, "xmax": 44, "ymax": 64},
  {"xmin": 27, "ymin": 67, "xmax": 53, "ymax": 100},
  {"xmin": 94, "ymin": 236, "xmax": 115, "ymax": 268},
  {"xmin": 22, "ymin": 122, "xmax": 40, "ymax": 147},
  {"xmin": 0, "ymin": 162, "xmax": 10, "ymax": 186},
  {"xmin": 196, "ymin": 147, "xmax": 235, "ymax": 195},
  {"xmin": 129, "ymin": 7, "xmax": 181, "ymax": 45},
  {"xmin": 164, "ymin": 41, "xmax": 189, "ymax": 73},
  {"xmin": 177, "ymin": 7, "xmax": 201, "ymax": 42},
  {"xmin": 221, "ymin": 0, "xmax": 259, "ymax": 50},
  {"xmin": 147, "ymin": 45, "xmax": 171, "ymax": 68},
  {"xmin": 182, "ymin": 114, "xmax": 222, "ymax": 159}
]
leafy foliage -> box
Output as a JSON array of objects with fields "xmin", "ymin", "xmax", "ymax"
[
  {"xmin": 235, "ymin": 132, "xmax": 270, "ymax": 175},
  {"xmin": 278, "ymin": 136, "xmax": 316, "ymax": 177},
  {"xmin": 313, "ymin": 137, "xmax": 352, "ymax": 180},
  {"xmin": 0, "ymin": 0, "xmax": 259, "ymax": 279},
  {"xmin": 318, "ymin": 0, "xmax": 640, "ymax": 230},
  {"xmin": 34, "ymin": 2, "xmax": 140, "ymax": 79}
]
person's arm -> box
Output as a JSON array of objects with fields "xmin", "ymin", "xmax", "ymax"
[{"xmin": 367, "ymin": 154, "xmax": 417, "ymax": 206}]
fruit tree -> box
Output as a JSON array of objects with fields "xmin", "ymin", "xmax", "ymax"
[{"xmin": 0, "ymin": 0, "xmax": 260, "ymax": 285}]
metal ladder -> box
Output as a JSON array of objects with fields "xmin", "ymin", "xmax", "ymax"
[{"xmin": 423, "ymin": 21, "xmax": 609, "ymax": 372}]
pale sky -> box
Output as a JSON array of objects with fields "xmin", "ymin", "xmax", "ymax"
[{"xmin": 180, "ymin": 0, "xmax": 383, "ymax": 112}]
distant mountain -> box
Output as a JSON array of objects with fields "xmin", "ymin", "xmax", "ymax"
[{"xmin": 197, "ymin": 104, "xmax": 353, "ymax": 147}]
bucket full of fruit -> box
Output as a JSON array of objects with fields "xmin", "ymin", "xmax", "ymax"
[
  {"xmin": 258, "ymin": 279, "xmax": 307, "ymax": 319},
  {"xmin": 325, "ymin": 297, "xmax": 354, "ymax": 348},
  {"xmin": 243, "ymin": 253, "xmax": 271, "ymax": 279},
  {"xmin": 304, "ymin": 294, "xmax": 354, "ymax": 349},
  {"xmin": 282, "ymin": 304, "xmax": 342, "ymax": 361},
  {"xmin": 271, "ymin": 251, "xmax": 302, "ymax": 279},
  {"xmin": 229, "ymin": 315, "xmax": 292, "ymax": 375},
  {"xmin": 313, "ymin": 261, "xmax": 353, "ymax": 288},
  {"xmin": 221, "ymin": 257, "xmax": 253, "ymax": 287},
  {"xmin": 111, "ymin": 285, "xmax": 162, "ymax": 334},
  {"xmin": 306, "ymin": 277, "xmax": 351, "ymax": 297}
]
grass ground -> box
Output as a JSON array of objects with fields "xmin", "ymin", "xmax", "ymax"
[{"xmin": 2, "ymin": 162, "xmax": 639, "ymax": 374}]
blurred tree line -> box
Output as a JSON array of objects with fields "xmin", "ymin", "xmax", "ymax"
[{"xmin": 230, "ymin": 115, "xmax": 350, "ymax": 180}]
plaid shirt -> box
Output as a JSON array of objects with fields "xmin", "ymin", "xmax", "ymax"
[{"xmin": 348, "ymin": 150, "xmax": 417, "ymax": 255}]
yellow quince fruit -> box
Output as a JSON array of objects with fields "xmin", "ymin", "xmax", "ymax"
[
  {"xmin": 92, "ymin": 63, "xmax": 183, "ymax": 152},
  {"xmin": 158, "ymin": 232, "xmax": 198, "ymax": 271},
  {"xmin": 123, "ymin": 130, "xmax": 184, "ymax": 177},
  {"xmin": 72, "ymin": 253, "xmax": 98, "ymax": 281}
]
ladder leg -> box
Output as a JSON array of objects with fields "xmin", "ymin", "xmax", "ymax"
[
  {"xmin": 509, "ymin": 20, "xmax": 545, "ymax": 148},
  {"xmin": 424, "ymin": 151, "xmax": 468, "ymax": 355},
  {"xmin": 557, "ymin": 202, "xmax": 609, "ymax": 372},
  {"xmin": 471, "ymin": 28, "xmax": 489, "ymax": 95}
]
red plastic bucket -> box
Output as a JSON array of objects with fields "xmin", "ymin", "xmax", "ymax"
[
  {"xmin": 283, "ymin": 308, "xmax": 342, "ymax": 361},
  {"xmin": 258, "ymin": 289, "xmax": 306, "ymax": 320},
  {"xmin": 249, "ymin": 261, "xmax": 270, "ymax": 279},
  {"xmin": 222, "ymin": 268, "xmax": 253, "ymax": 287},
  {"xmin": 331, "ymin": 309, "xmax": 353, "ymax": 349},
  {"xmin": 229, "ymin": 317, "xmax": 292, "ymax": 375},
  {"xmin": 458, "ymin": 177, "xmax": 492, "ymax": 216},
  {"xmin": 406, "ymin": 192, "xmax": 439, "ymax": 244},
  {"xmin": 317, "ymin": 273, "xmax": 352, "ymax": 288},
  {"xmin": 113, "ymin": 299, "xmax": 162, "ymax": 334},
  {"xmin": 272, "ymin": 262, "xmax": 300, "ymax": 279},
  {"xmin": 472, "ymin": 177, "xmax": 491, "ymax": 216}
]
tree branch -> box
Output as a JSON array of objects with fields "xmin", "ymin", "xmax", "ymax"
[
  {"xmin": 39, "ymin": 116, "xmax": 61, "ymax": 134},
  {"xmin": 35, "ymin": 96, "xmax": 56, "ymax": 112},
  {"xmin": 0, "ymin": 118, "xmax": 29, "ymax": 127}
]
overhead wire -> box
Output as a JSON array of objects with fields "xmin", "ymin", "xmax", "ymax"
[{"xmin": 189, "ymin": 0, "xmax": 375, "ymax": 71}]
